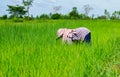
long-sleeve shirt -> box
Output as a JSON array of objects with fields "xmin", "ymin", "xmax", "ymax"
[{"xmin": 72, "ymin": 27, "xmax": 90, "ymax": 41}]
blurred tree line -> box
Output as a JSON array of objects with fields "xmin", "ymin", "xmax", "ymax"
[{"xmin": 1, "ymin": 0, "xmax": 120, "ymax": 21}]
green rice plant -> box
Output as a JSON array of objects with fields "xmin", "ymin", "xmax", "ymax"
[{"xmin": 0, "ymin": 20, "xmax": 120, "ymax": 77}]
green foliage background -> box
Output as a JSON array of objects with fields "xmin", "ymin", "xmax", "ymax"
[{"xmin": 0, "ymin": 20, "xmax": 120, "ymax": 77}]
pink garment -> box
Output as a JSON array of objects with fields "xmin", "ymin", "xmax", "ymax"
[{"xmin": 57, "ymin": 28, "xmax": 73, "ymax": 44}]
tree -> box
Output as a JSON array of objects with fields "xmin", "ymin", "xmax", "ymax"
[
  {"xmin": 69, "ymin": 7, "xmax": 79, "ymax": 19},
  {"xmin": 116, "ymin": 11, "xmax": 120, "ymax": 19},
  {"xmin": 53, "ymin": 6, "xmax": 61, "ymax": 13},
  {"xmin": 104, "ymin": 9, "xmax": 110, "ymax": 20},
  {"xmin": 79, "ymin": 14, "xmax": 90, "ymax": 19},
  {"xmin": 97, "ymin": 15, "xmax": 106, "ymax": 19},
  {"xmin": 118, "ymin": 11, "xmax": 120, "ymax": 18},
  {"xmin": 111, "ymin": 11, "xmax": 117, "ymax": 19},
  {"xmin": 7, "ymin": 5, "xmax": 27, "ymax": 18},
  {"xmin": 83, "ymin": 4, "xmax": 93, "ymax": 16},
  {"xmin": 23, "ymin": 0, "xmax": 33, "ymax": 20},
  {"xmin": 51, "ymin": 13, "xmax": 61, "ymax": 19},
  {"xmin": 40, "ymin": 14, "xmax": 50, "ymax": 19},
  {"xmin": 111, "ymin": 11, "xmax": 120, "ymax": 20},
  {"xmin": 0, "ymin": 15, "xmax": 7, "ymax": 19}
]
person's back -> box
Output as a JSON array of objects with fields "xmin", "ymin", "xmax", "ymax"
[{"xmin": 71, "ymin": 27, "xmax": 91, "ymax": 43}]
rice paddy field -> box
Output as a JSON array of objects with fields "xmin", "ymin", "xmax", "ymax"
[{"xmin": 0, "ymin": 20, "xmax": 120, "ymax": 77}]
